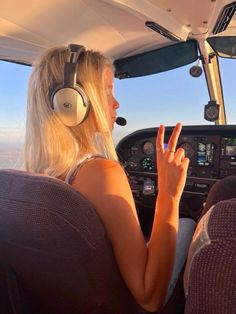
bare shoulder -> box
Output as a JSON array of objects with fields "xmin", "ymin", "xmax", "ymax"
[
  {"xmin": 71, "ymin": 158, "xmax": 129, "ymax": 195},
  {"xmin": 86, "ymin": 157, "xmax": 122, "ymax": 171},
  {"xmin": 76, "ymin": 158, "xmax": 126, "ymax": 182},
  {"xmin": 71, "ymin": 157, "xmax": 137, "ymax": 220},
  {"xmin": 92, "ymin": 158, "xmax": 125, "ymax": 173}
]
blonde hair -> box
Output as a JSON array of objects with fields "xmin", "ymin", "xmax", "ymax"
[{"xmin": 24, "ymin": 46, "xmax": 118, "ymax": 180}]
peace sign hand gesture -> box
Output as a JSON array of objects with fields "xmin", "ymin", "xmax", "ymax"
[{"xmin": 156, "ymin": 123, "xmax": 189, "ymax": 201}]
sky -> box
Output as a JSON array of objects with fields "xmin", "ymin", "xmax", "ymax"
[{"xmin": 0, "ymin": 57, "xmax": 236, "ymax": 145}]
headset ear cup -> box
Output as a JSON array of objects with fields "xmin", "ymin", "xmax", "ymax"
[{"xmin": 51, "ymin": 85, "xmax": 90, "ymax": 127}]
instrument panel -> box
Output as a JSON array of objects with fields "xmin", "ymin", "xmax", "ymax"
[{"xmin": 117, "ymin": 125, "xmax": 236, "ymax": 203}]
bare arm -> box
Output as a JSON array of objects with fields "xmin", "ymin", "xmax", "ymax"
[{"xmin": 72, "ymin": 123, "xmax": 189, "ymax": 312}]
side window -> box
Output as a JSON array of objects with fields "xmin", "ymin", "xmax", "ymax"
[
  {"xmin": 219, "ymin": 58, "xmax": 236, "ymax": 124},
  {"xmin": 0, "ymin": 61, "xmax": 31, "ymax": 169}
]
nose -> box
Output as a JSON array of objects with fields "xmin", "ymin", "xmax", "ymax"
[{"xmin": 113, "ymin": 96, "xmax": 119, "ymax": 109}]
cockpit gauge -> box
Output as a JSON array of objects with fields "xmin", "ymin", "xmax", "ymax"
[
  {"xmin": 126, "ymin": 158, "xmax": 139, "ymax": 170},
  {"xmin": 130, "ymin": 146, "xmax": 139, "ymax": 156},
  {"xmin": 198, "ymin": 143, "xmax": 206, "ymax": 152},
  {"xmin": 142, "ymin": 157, "xmax": 155, "ymax": 171},
  {"xmin": 142, "ymin": 141, "xmax": 155, "ymax": 155},
  {"xmin": 204, "ymin": 101, "xmax": 220, "ymax": 122},
  {"xmin": 189, "ymin": 65, "xmax": 202, "ymax": 77},
  {"xmin": 179, "ymin": 142, "xmax": 194, "ymax": 159}
]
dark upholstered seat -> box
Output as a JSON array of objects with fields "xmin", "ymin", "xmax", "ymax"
[
  {"xmin": 184, "ymin": 199, "xmax": 236, "ymax": 314},
  {"xmin": 0, "ymin": 169, "xmax": 146, "ymax": 314}
]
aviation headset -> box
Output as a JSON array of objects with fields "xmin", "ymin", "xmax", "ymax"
[{"xmin": 50, "ymin": 44, "xmax": 90, "ymax": 127}]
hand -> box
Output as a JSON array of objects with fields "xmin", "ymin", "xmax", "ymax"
[{"xmin": 156, "ymin": 123, "xmax": 189, "ymax": 200}]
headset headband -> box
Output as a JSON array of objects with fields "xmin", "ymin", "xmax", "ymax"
[{"xmin": 64, "ymin": 44, "xmax": 85, "ymax": 87}]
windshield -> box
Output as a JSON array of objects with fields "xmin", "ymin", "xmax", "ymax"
[
  {"xmin": 0, "ymin": 56, "xmax": 235, "ymax": 168},
  {"xmin": 113, "ymin": 60, "xmax": 210, "ymax": 144}
]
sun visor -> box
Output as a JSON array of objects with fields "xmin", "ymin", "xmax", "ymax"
[
  {"xmin": 207, "ymin": 36, "xmax": 236, "ymax": 58},
  {"xmin": 114, "ymin": 39, "xmax": 199, "ymax": 79}
]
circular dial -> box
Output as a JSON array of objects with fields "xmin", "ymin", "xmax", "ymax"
[
  {"xmin": 142, "ymin": 157, "xmax": 155, "ymax": 171},
  {"xmin": 205, "ymin": 105, "xmax": 219, "ymax": 121},
  {"xmin": 189, "ymin": 65, "xmax": 202, "ymax": 77},
  {"xmin": 142, "ymin": 141, "xmax": 155, "ymax": 155},
  {"xmin": 179, "ymin": 142, "xmax": 194, "ymax": 159}
]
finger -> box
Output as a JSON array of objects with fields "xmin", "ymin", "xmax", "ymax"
[
  {"xmin": 167, "ymin": 123, "xmax": 182, "ymax": 152},
  {"xmin": 182, "ymin": 157, "xmax": 190, "ymax": 169},
  {"xmin": 174, "ymin": 147, "xmax": 185, "ymax": 163},
  {"xmin": 156, "ymin": 125, "xmax": 165, "ymax": 153}
]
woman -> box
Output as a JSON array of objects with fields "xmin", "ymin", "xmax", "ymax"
[{"xmin": 25, "ymin": 45, "xmax": 192, "ymax": 312}]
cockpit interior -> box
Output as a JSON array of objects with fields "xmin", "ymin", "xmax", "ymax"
[
  {"xmin": 117, "ymin": 125, "xmax": 236, "ymax": 235},
  {"xmin": 0, "ymin": 0, "xmax": 236, "ymax": 313}
]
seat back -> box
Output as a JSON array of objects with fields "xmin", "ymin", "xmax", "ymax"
[
  {"xmin": 0, "ymin": 169, "xmax": 145, "ymax": 314},
  {"xmin": 184, "ymin": 199, "xmax": 236, "ymax": 314}
]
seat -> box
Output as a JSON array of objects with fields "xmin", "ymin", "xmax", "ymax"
[
  {"xmin": 0, "ymin": 169, "xmax": 146, "ymax": 314},
  {"xmin": 184, "ymin": 199, "xmax": 236, "ymax": 314}
]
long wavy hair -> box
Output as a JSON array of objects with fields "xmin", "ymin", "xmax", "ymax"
[{"xmin": 24, "ymin": 46, "xmax": 117, "ymax": 180}]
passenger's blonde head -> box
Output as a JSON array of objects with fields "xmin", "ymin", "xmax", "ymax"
[{"xmin": 25, "ymin": 46, "xmax": 117, "ymax": 179}]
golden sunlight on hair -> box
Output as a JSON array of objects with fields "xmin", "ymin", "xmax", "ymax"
[{"xmin": 24, "ymin": 46, "xmax": 117, "ymax": 179}]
